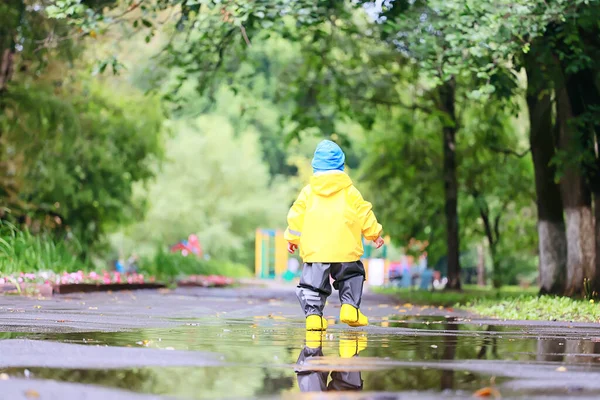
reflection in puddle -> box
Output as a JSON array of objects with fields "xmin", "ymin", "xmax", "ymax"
[
  {"xmin": 296, "ymin": 332, "xmax": 365, "ymax": 393},
  {"xmin": 3, "ymin": 318, "xmax": 600, "ymax": 398}
]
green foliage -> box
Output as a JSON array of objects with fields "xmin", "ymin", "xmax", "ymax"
[
  {"xmin": 112, "ymin": 96, "xmax": 294, "ymax": 265},
  {"xmin": 138, "ymin": 248, "xmax": 252, "ymax": 282},
  {"xmin": 31, "ymin": 0, "xmax": 600, "ymax": 295},
  {"xmin": 470, "ymin": 295, "xmax": 600, "ymax": 323},
  {"xmin": 377, "ymin": 285, "xmax": 538, "ymax": 308},
  {"xmin": 0, "ymin": 222, "xmax": 89, "ymax": 275},
  {"xmin": 3, "ymin": 81, "xmax": 164, "ymax": 246}
]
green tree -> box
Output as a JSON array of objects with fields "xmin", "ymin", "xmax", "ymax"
[
  {"xmin": 3, "ymin": 80, "xmax": 163, "ymax": 247},
  {"xmin": 114, "ymin": 103, "xmax": 294, "ymax": 265}
]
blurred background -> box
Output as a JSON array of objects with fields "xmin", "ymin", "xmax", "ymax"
[{"xmin": 2, "ymin": 0, "xmax": 597, "ymax": 297}]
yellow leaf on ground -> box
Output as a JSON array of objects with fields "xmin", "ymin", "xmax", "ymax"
[
  {"xmin": 24, "ymin": 389, "xmax": 40, "ymax": 399},
  {"xmin": 556, "ymin": 366, "xmax": 567, "ymax": 372}
]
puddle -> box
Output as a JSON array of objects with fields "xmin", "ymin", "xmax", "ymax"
[{"xmin": 3, "ymin": 318, "xmax": 600, "ymax": 399}]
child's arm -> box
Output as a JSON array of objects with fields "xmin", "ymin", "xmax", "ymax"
[
  {"xmin": 350, "ymin": 187, "xmax": 383, "ymax": 246},
  {"xmin": 284, "ymin": 186, "xmax": 309, "ymax": 250}
]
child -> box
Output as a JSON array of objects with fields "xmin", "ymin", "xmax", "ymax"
[{"xmin": 285, "ymin": 140, "xmax": 384, "ymax": 331}]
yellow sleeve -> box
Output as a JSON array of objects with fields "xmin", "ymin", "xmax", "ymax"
[
  {"xmin": 284, "ymin": 186, "xmax": 309, "ymax": 245},
  {"xmin": 350, "ymin": 187, "xmax": 383, "ymax": 241}
]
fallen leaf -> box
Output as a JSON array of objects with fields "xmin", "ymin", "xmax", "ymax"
[
  {"xmin": 399, "ymin": 309, "xmax": 407, "ymax": 313},
  {"xmin": 430, "ymin": 345, "xmax": 438, "ymax": 349},
  {"xmin": 556, "ymin": 366, "xmax": 567, "ymax": 372},
  {"xmin": 33, "ymin": 305, "xmax": 41, "ymax": 309},
  {"xmin": 473, "ymin": 387, "xmax": 500, "ymax": 398},
  {"xmin": 24, "ymin": 389, "xmax": 40, "ymax": 399}
]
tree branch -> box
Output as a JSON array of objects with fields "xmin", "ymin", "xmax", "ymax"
[
  {"xmin": 240, "ymin": 25, "xmax": 251, "ymax": 47},
  {"xmin": 348, "ymin": 94, "xmax": 433, "ymax": 113},
  {"xmin": 488, "ymin": 145, "xmax": 531, "ymax": 158}
]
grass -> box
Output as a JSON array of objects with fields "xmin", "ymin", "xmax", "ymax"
[
  {"xmin": 470, "ymin": 296, "xmax": 600, "ymax": 323},
  {"xmin": 378, "ymin": 284, "xmax": 600, "ymax": 323},
  {"xmin": 376, "ymin": 284, "xmax": 538, "ymax": 307},
  {"xmin": 0, "ymin": 221, "xmax": 90, "ymax": 274}
]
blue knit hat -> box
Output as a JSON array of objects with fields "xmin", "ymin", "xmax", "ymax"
[{"xmin": 311, "ymin": 140, "xmax": 345, "ymax": 173}]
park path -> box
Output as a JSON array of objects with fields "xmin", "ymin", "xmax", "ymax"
[{"xmin": 1, "ymin": 281, "xmax": 600, "ymax": 399}]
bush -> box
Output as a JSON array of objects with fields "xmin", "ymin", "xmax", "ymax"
[{"xmin": 139, "ymin": 248, "xmax": 252, "ymax": 282}]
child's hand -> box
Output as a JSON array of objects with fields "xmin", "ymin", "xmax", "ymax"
[
  {"xmin": 373, "ymin": 237, "xmax": 384, "ymax": 249},
  {"xmin": 288, "ymin": 242, "xmax": 298, "ymax": 254}
]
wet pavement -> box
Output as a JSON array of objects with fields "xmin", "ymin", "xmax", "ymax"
[{"xmin": 2, "ymin": 282, "xmax": 600, "ymax": 399}]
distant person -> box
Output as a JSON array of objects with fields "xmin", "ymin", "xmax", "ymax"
[
  {"xmin": 126, "ymin": 253, "xmax": 138, "ymax": 273},
  {"xmin": 285, "ymin": 140, "xmax": 384, "ymax": 331}
]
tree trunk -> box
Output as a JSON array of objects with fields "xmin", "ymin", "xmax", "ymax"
[
  {"xmin": 560, "ymin": 65, "xmax": 600, "ymax": 294},
  {"xmin": 477, "ymin": 244, "xmax": 485, "ymax": 287},
  {"xmin": 0, "ymin": 0, "xmax": 22, "ymax": 93},
  {"xmin": 525, "ymin": 48, "xmax": 567, "ymax": 295},
  {"xmin": 0, "ymin": 2, "xmax": 22, "ymax": 214},
  {"xmin": 556, "ymin": 84, "xmax": 595, "ymax": 296},
  {"xmin": 439, "ymin": 79, "xmax": 461, "ymax": 290}
]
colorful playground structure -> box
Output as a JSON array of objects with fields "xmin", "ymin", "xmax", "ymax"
[
  {"xmin": 170, "ymin": 234, "xmax": 203, "ymax": 257},
  {"xmin": 254, "ymin": 229, "xmax": 289, "ymax": 279}
]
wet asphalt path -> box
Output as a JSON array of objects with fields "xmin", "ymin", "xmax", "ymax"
[{"xmin": 1, "ymin": 281, "xmax": 600, "ymax": 399}]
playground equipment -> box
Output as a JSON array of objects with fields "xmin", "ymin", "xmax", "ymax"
[
  {"xmin": 255, "ymin": 229, "xmax": 288, "ymax": 279},
  {"xmin": 170, "ymin": 234, "xmax": 203, "ymax": 257}
]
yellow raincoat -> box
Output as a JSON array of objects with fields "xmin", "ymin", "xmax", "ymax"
[{"xmin": 284, "ymin": 172, "xmax": 383, "ymax": 263}]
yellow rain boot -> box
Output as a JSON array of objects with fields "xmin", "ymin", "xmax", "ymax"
[
  {"xmin": 306, "ymin": 315, "xmax": 328, "ymax": 331},
  {"xmin": 339, "ymin": 335, "xmax": 368, "ymax": 358},
  {"xmin": 340, "ymin": 304, "xmax": 369, "ymax": 327},
  {"xmin": 305, "ymin": 330, "xmax": 324, "ymax": 349}
]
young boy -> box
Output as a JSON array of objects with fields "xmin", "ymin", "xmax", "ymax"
[{"xmin": 285, "ymin": 140, "xmax": 384, "ymax": 331}]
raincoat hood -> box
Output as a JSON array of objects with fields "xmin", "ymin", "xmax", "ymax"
[
  {"xmin": 310, "ymin": 172, "xmax": 353, "ymax": 197},
  {"xmin": 312, "ymin": 140, "xmax": 345, "ymax": 173}
]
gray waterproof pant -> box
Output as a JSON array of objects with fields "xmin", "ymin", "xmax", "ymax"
[
  {"xmin": 296, "ymin": 261, "xmax": 365, "ymax": 317},
  {"xmin": 295, "ymin": 346, "xmax": 363, "ymax": 392}
]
